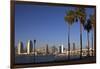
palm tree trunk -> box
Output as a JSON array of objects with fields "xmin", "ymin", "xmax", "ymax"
[
  {"xmin": 94, "ymin": 26, "xmax": 96, "ymax": 56},
  {"xmin": 68, "ymin": 24, "xmax": 70, "ymax": 60},
  {"xmin": 87, "ymin": 32, "xmax": 90, "ymax": 57},
  {"xmin": 94, "ymin": 8, "xmax": 96, "ymax": 56},
  {"xmin": 80, "ymin": 23, "xmax": 82, "ymax": 59},
  {"xmin": 92, "ymin": 28, "xmax": 93, "ymax": 56}
]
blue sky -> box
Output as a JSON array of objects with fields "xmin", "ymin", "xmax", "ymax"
[{"xmin": 15, "ymin": 3, "xmax": 95, "ymax": 49}]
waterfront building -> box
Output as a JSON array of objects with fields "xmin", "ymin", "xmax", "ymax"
[
  {"xmin": 73, "ymin": 43, "xmax": 75, "ymax": 51},
  {"xmin": 59, "ymin": 44, "xmax": 64, "ymax": 54},
  {"xmin": 27, "ymin": 40, "xmax": 33, "ymax": 54},
  {"xmin": 18, "ymin": 41, "xmax": 24, "ymax": 54},
  {"xmin": 51, "ymin": 46, "xmax": 56, "ymax": 54},
  {"xmin": 45, "ymin": 44, "xmax": 49, "ymax": 55},
  {"xmin": 72, "ymin": 43, "xmax": 75, "ymax": 55},
  {"xmin": 15, "ymin": 46, "xmax": 18, "ymax": 54},
  {"xmin": 61, "ymin": 44, "xmax": 64, "ymax": 53}
]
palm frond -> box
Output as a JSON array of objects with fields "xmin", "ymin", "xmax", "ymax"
[
  {"xmin": 64, "ymin": 10, "xmax": 75, "ymax": 25},
  {"xmin": 84, "ymin": 19, "xmax": 92, "ymax": 32}
]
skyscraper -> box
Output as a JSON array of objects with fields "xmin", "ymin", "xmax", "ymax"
[
  {"xmin": 45, "ymin": 44, "xmax": 49, "ymax": 55},
  {"xmin": 52, "ymin": 46, "xmax": 56, "ymax": 54},
  {"xmin": 61, "ymin": 44, "xmax": 64, "ymax": 53},
  {"xmin": 59, "ymin": 46, "xmax": 61, "ymax": 54},
  {"xmin": 18, "ymin": 41, "xmax": 24, "ymax": 54},
  {"xmin": 59, "ymin": 44, "xmax": 64, "ymax": 54},
  {"xmin": 27, "ymin": 40, "xmax": 33, "ymax": 54},
  {"xmin": 73, "ymin": 43, "xmax": 75, "ymax": 51}
]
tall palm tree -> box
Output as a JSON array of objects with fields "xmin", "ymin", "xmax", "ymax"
[
  {"xmin": 84, "ymin": 19, "xmax": 92, "ymax": 57},
  {"xmin": 75, "ymin": 7, "xmax": 86, "ymax": 59},
  {"xmin": 64, "ymin": 10, "xmax": 75, "ymax": 60},
  {"xmin": 90, "ymin": 14, "xmax": 95, "ymax": 56}
]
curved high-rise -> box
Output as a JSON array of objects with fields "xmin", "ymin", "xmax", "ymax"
[
  {"xmin": 27, "ymin": 40, "xmax": 33, "ymax": 54},
  {"xmin": 18, "ymin": 41, "xmax": 24, "ymax": 54}
]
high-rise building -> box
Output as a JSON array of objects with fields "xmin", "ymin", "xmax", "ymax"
[
  {"xmin": 33, "ymin": 40, "xmax": 36, "ymax": 55},
  {"xmin": 73, "ymin": 43, "xmax": 75, "ymax": 51},
  {"xmin": 59, "ymin": 44, "xmax": 64, "ymax": 54},
  {"xmin": 61, "ymin": 44, "xmax": 64, "ymax": 53},
  {"xmin": 27, "ymin": 40, "xmax": 33, "ymax": 54},
  {"xmin": 52, "ymin": 46, "xmax": 56, "ymax": 54},
  {"xmin": 18, "ymin": 41, "xmax": 24, "ymax": 54},
  {"xmin": 45, "ymin": 44, "xmax": 49, "ymax": 55},
  {"xmin": 51, "ymin": 46, "xmax": 58, "ymax": 55},
  {"xmin": 15, "ymin": 46, "xmax": 17, "ymax": 54},
  {"xmin": 59, "ymin": 46, "xmax": 61, "ymax": 54}
]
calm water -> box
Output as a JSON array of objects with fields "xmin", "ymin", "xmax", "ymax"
[{"xmin": 15, "ymin": 55, "xmax": 80, "ymax": 64}]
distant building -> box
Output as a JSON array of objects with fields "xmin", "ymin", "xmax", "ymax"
[
  {"xmin": 59, "ymin": 44, "xmax": 64, "ymax": 54},
  {"xmin": 61, "ymin": 44, "xmax": 64, "ymax": 53},
  {"xmin": 59, "ymin": 46, "xmax": 61, "ymax": 53},
  {"xmin": 18, "ymin": 41, "xmax": 24, "ymax": 54},
  {"xmin": 33, "ymin": 40, "xmax": 36, "ymax": 53},
  {"xmin": 15, "ymin": 46, "xmax": 17, "ymax": 54},
  {"xmin": 51, "ymin": 46, "xmax": 58, "ymax": 55},
  {"xmin": 73, "ymin": 43, "xmax": 75, "ymax": 51},
  {"xmin": 52, "ymin": 46, "xmax": 56, "ymax": 54},
  {"xmin": 24, "ymin": 45, "xmax": 27, "ymax": 53},
  {"xmin": 27, "ymin": 40, "xmax": 33, "ymax": 54},
  {"xmin": 45, "ymin": 44, "xmax": 49, "ymax": 55}
]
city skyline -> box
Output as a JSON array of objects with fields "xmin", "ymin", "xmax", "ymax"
[{"xmin": 15, "ymin": 3, "xmax": 95, "ymax": 49}]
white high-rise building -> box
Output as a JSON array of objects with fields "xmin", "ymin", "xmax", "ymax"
[
  {"xmin": 59, "ymin": 44, "xmax": 64, "ymax": 54},
  {"xmin": 18, "ymin": 41, "xmax": 24, "ymax": 55},
  {"xmin": 27, "ymin": 40, "xmax": 33, "ymax": 54},
  {"xmin": 61, "ymin": 44, "xmax": 64, "ymax": 53}
]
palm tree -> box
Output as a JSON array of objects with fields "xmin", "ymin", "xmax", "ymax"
[
  {"xmin": 84, "ymin": 19, "xmax": 92, "ymax": 57},
  {"xmin": 64, "ymin": 10, "xmax": 75, "ymax": 60},
  {"xmin": 90, "ymin": 14, "xmax": 95, "ymax": 56},
  {"xmin": 75, "ymin": 7, "xmax": 86, "ymax": 59}
]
